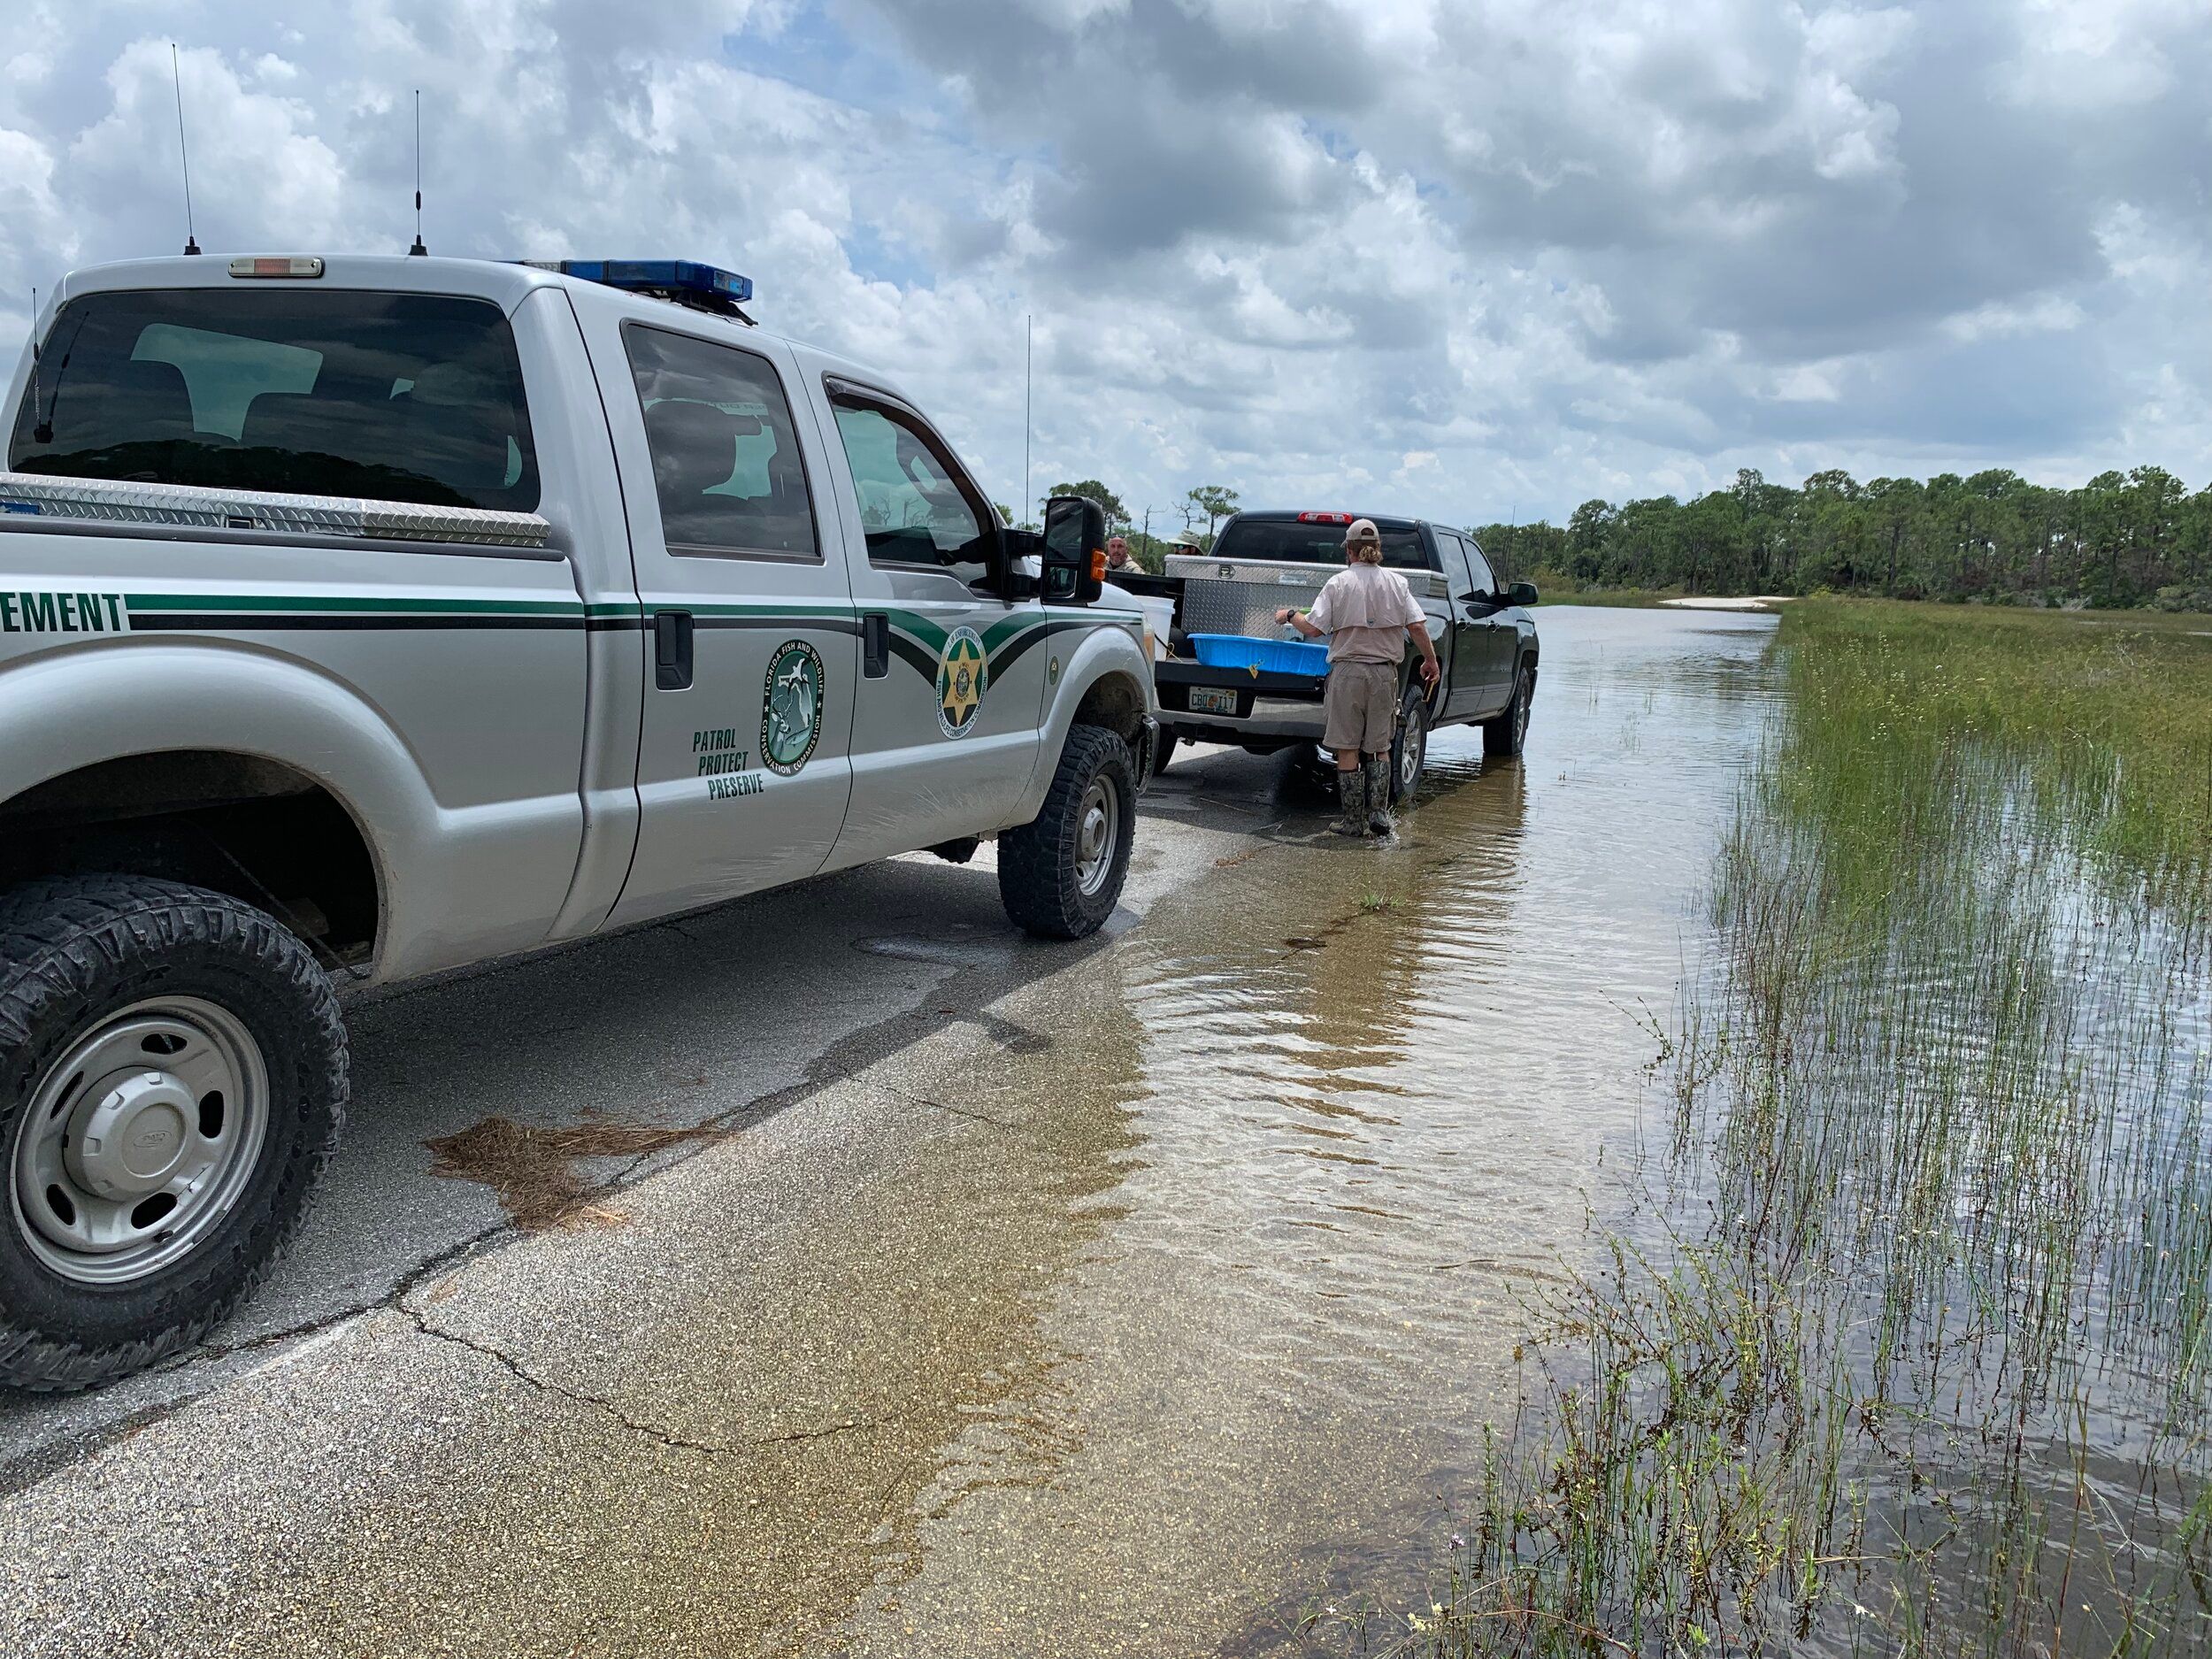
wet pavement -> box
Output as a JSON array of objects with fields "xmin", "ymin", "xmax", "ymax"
[{"xmin": 0, "ymin": 607, "xmax": 1778, "ymax": 1656}]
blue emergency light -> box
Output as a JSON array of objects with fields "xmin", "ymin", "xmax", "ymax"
[{"xmin": 519, "ymin": 259, "xmax": 755, "ymax": 318}]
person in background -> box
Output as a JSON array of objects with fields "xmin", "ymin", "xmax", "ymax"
[
  {"xmin": 1105, "ymin": 535, "xmax": 1133, "ymax": 572},
  {"xmin": 1169, "ymin": 529, "xmax": 1205, "ymax": 554},
  {"xmin": 1276, "ymin": 518, "xmax": 1440, "ymax": 836}
]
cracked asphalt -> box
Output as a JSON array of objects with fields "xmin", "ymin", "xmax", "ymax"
[{"xmin": 0, "ymin": 609, "xmax": 1783, "ymax": 1658}]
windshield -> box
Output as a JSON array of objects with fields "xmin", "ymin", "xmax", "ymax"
[
  {"xmin": 9, "ymin": 288, "xmax": 539, "ymax": 511},
  {"xmin": 1209, "ymin": 518, "xmax": 1429, "ymax": 569}
]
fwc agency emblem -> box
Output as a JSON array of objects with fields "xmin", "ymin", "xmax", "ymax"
[
  {"xmin": 936, "ymin": 626, "xmax": 988, "ymax": 739},
  {"xmin": 761, "ymin": 640, "xmax": 825, "ymax": 775}
]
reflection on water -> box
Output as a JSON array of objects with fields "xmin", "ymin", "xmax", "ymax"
[
  {"xmin": 837, "ymin": 607, "xmax": 1785, "ymax": 1655},
  {"xmin": 1123, "ymin": 608, "xmax": 1778, "ymax": 1399}
]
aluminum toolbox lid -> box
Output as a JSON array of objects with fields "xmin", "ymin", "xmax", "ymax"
[{"xmin": 0, "ymin": 472, "xmax": 552, "ymax": 549}]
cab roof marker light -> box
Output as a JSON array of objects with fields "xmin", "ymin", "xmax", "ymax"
[
  {"xmin": 228, "ymin": 256, "xmax": 325, "ymax": 279},
  {"xmin": 517, "ymin": 259, "xmax": 755, "ymax": 320}
]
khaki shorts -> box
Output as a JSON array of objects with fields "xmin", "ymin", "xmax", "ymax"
[{"xmin": 1322, "ymin": 660, "xmax": 1400, "ymax": 756}]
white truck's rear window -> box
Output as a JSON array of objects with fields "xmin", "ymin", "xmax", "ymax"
[{"xmin": 9, "ymin": 289, "xmax": 539, "ymax": 512}]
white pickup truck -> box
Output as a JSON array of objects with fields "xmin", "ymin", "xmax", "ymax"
[{"xmin": 0, "ymin": 253, "xmax": 1156, "ymax": 1391}]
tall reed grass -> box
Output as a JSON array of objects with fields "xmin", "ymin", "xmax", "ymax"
[{"xmin": 1411, "ymin": 601, "xmax": 2212, "ymax": 1656}]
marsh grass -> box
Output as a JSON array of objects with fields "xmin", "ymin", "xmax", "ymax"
[{"xmin": 1408, "ymin": 601, "xmax": 2212, "ymax": 1655}]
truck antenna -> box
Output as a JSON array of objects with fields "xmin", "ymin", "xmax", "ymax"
[
  {"xmin": 172, "ymin": 44, "xmax": 201, "ymax": 256},
  {"xmin": 1023, "ymin": 313, "xmax": 1033, "ymax": 526},
  {"xmin": 408, "ymin": 89, "xmax": 427, "ymax": 256}
]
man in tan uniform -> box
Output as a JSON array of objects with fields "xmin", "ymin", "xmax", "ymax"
[{"xmin": 1276, "ymin": 519, "xmax": 1440, "ymax": 835}]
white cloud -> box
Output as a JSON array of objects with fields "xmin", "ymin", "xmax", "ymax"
[
  {"xmin": 1939, "ymin": 294, "xmax": 2087, "ymax": 342},
  {"xmin": 0, "ymin": 0, "xmax": 2205, "ymax": 526},
  {"xmin": 1770, "ymin": 362, "xmax": 1846, "ymax": 403},
  {"xmin": 2001, "ymin": 0, "xmax": 2193, "ymax": 110}
]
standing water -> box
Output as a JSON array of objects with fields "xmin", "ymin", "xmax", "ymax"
[{"xmin": 828, "ymin": 606, "xmax": 1786, "ymax": 1654}]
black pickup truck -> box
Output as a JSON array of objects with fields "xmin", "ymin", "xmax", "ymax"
[{"xmin": 1133, "ymin": 511, "xmax": 1540, "ymax": 798}]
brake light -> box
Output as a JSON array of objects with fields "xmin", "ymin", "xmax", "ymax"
[
  {"xmin": 1297, "ymin": 511, "xmax": 1353, "ymax": 524},
  {"xmin": 227, "ymin": 256, "xmax": 325, "ymax": 279}
]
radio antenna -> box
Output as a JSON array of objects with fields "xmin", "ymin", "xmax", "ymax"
[
  {"xmin": 1023, "ymin": 312, "xmax": 1033, "ymax": 525},
  {"xmin": 172, "ymin": 44, "xmax": 200, "ymax": 256},
  {"xmin": 408, "ymin": 89, "xmax": 427, "ymax": 256}
]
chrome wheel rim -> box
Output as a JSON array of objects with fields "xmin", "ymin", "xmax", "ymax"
[
  {"xmin": 1513, "ymin": 681, "xmax": 1530, "ymax": 748},
  {"xmin": 9, "ymin": 997, "xmax": 270, "ymax": 1286},
  {"xmin": 1075, "ymin": 773, "xmax": 1121, "ymax": 898},
  {"xmin": 1400, "ymin": 711, "xmax": 1426, "ymax": 795}
]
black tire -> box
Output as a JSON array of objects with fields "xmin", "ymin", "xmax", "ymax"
[
  {"xmin": 1286, "ymin": 742, "xmax": 1341, "ymax": 803},
  {"xmin": 0, "ymin": 875, "xmax": 346, "ymax": 1393},
  {"xmin": 1483, "ymin": 664, "xmax": 1535, "ymax": 759},
  {"xmin": 1389, "ymin": 686, "xmax": 1431, "ymax": 803},
  {"xmin": 999, "ymin": 726, "xmax": 1138, "ymax": 940}
]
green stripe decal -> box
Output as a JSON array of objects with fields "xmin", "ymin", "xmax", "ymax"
[
  {"xmin": 885, "ymin": 610, "xmax": 948, "ymax": 654},
  {"xmin": 127, "ymin": 593, "xmax": 584, "ymax": 616},
  {"xmin": 982, "ymin": 612, "xmax": 1043, "ymax": 654},
  {"xmin": 126, "ymin": 594, "xmax": 1140, "ymax": 620},
  {"xmin": 115, "ymin": 595, "xmax": 1141, "ymax": 654}
]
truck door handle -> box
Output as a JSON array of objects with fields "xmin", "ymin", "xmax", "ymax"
[
  {"xmin": 654, "ymin": 610, "xmax": 694, "ymax": 691},
  {"xmin": 862, "ymin": 611, "xmax": 889, "ymax": 680}
]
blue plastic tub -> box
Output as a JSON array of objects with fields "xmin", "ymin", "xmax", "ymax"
[{"xmin": 1189, "ymin": 634, "xmax": 1333, "ymax": 676}]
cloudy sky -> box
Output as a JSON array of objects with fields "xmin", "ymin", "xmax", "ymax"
[{"xmin": 2, "ymin": 0, "xmax": 2207, "ymax": 526}]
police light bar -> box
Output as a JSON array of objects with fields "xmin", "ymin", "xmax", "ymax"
[{"xmin": 523, "ymin": 259, "xmax": 753, "ymax": 305}]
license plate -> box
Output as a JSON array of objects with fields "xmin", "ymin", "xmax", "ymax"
[{"xmin": 1188, "ymin": 687, "xmax": 1239, "ymax": 716}]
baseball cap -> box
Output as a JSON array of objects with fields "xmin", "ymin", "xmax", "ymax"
[{"xmin": 1344, "ymin": 518, "xmax": 1380, "ymax": 544}]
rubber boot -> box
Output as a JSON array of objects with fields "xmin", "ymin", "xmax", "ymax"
[
  {"xmin": 1363, "ymin": 755, "xmax": 1394, "ymax": 835},
  {"xmin": 1332, "ymin": 767, "xmax": 1368, "ymax": 835}
]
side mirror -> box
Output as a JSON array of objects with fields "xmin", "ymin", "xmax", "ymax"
[
  {"xmin": 1506, "ymin": 580, "xmax": 1540, "ymax": 608},
  {"xmin": 994, "ymin": 525, "xmax": 1041, "ymax": 600},
  {"xmin": 1042, "ymin": 495, "xmax": 1108, "ymax": 605}
]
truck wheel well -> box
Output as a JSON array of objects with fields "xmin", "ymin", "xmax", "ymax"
[
  {"xmin": 0, "ymin": 752, "xmax": 380, "ymax": 969},
  {"xmin": 1071, "ymin": 672, "xmax": 1147, "ymax": 748}
]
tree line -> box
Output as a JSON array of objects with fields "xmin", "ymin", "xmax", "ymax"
[
  {"xmin": 1471, "ymin": 466, "xmax": 2212, "ymax": 611},
  {"xmin": 1001, "ymin": 464, "xmax": 2212, "ymax": 611},
  {"xmin": 997, "ymin": 482, "xmax": 1241, "ymax": 572}
]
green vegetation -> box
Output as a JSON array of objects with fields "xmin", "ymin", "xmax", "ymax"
[
  {"xmin": 1034, "ymin": 479, "xmax": 1235, "ymax": 572},
  {"xmin": 1477, "ymin": 466, "xmax": 2212, "ymax": 611},
  {"xmin": 1043, "ymin": 478, "xmax": 1129, "ymax": 525},
  {"xmin": 1187, "ymin": 483, "xmax": 1241, "ymax": 538},
  {"xmin": 1409, "ymin": 601, "xmax": 2212, "ymax": 1655}
]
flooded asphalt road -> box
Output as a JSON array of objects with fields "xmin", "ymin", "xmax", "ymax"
[{"xmin": 0, "ymin": 607, "xmax": 1777, "ymax": 1657}]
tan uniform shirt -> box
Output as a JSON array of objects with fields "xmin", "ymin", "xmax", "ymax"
[{"xmin": 1306, "ymin": 562, "xmax": 1425, "ymax": 663}]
